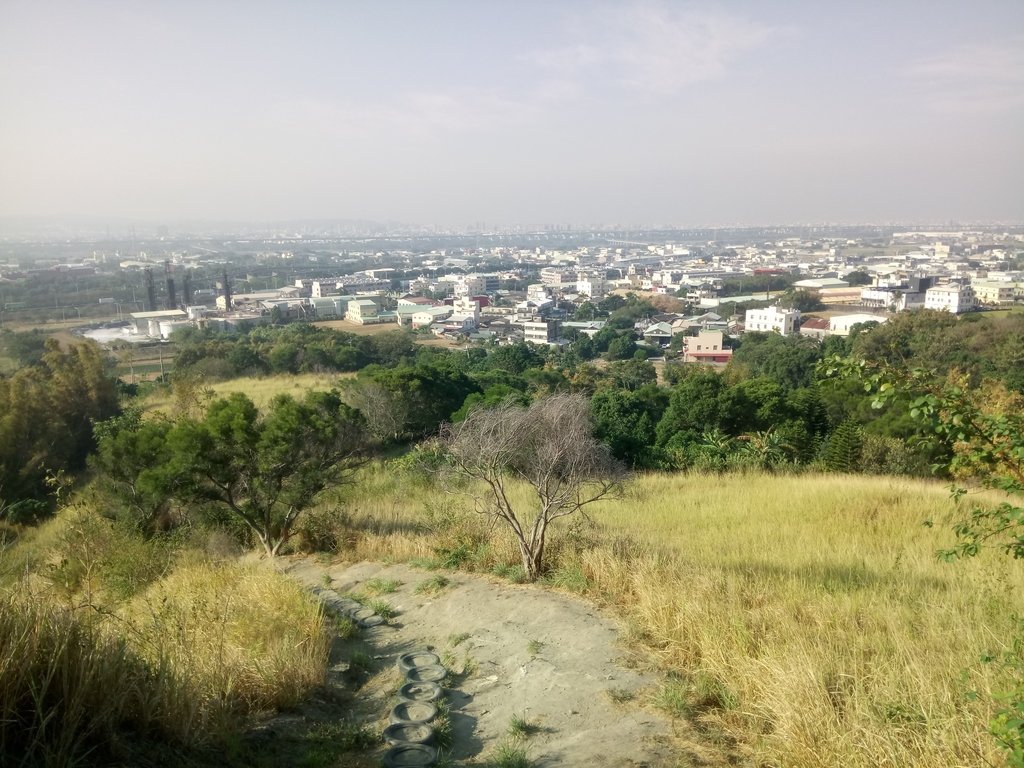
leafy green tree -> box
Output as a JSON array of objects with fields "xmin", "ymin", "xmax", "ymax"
[
  {"xmin": 656, "ymin": 370, "xmax": 730, "ymax": 451},
  {"xmin": 730, "ymin": 332, "xmax": 822, "ymax": 389},
  {"xmin": 590, "ymin": 387, "xmax": 665, "ymax": 468},
  {"xmin": 844, "ymin": 270, "xmax": 873, "ymax": 286},
  {"xmin": 452, "ymin": 385, "xmax": 530, "ymax": 422},
  {"xmin": 605, "ymin": 334, "xmax": 638, "ymax": 361},
  {"xmin": 738, "ymin": 427, "xmax": 795, "ymax": 471},
  {"xmin": 523, "ymin": 367, "xmax": 570, "ymax": 395},
  {"xmin": 0, "ymin": 330, "xmax": 47, "ymax": 368},
  {"xmin": 0, "ymin": 341, "xmax": 119, "ymax": 505},
  {"xmin": 90, "ymin": 411, "xmax": 179, "ymax": 532},
  {"xmin": 267, "ymin": 342, "xmax": 301, "ymax": 374},
  {"xmin": 607, "ymin": 359, "xmax": 656, "ymax": 391},
  {"xmin": 486, "ymin": 342, "xmax": 545, "ymax": 375},
  {"xmin": 166, "ymin": 391, "xmax": 370, "ymax": 556},
  {"xmin": 573, "ymin": 301, "xmax": 598, "ymax": 320},
  {"xmin": 780, "ymin": 288, "xmax": 824, "ymax": 312},
  {"xmin": 354, "ymin": 363, "xmax": 478, "ymax": 439}
]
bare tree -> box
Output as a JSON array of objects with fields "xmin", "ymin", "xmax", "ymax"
[
  {"xmin": 440, "ymin": 393, "xmax": 626, "ymax": 581},
  {"xmin": 345, "ymin": 380, "xmax": 409, "ymax": 444}
]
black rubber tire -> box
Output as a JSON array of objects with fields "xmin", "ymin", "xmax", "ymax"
[
  {"xmin": 398, "ymin": 680, "xmax": 443, "ymax": 703},
  {"xmin": 382, "ymin": 743, "xmax": 437, "ymax": 768},
  {"xmin": 359, "ymin": 615, "xmax": 385, "ymax": 628},
  {"xmin": 389, "ymin": 701, "xmax": 437, "ymax": 726},
  {"xmin": 397, "ymin": 651, "xmax": 441, "ymax": 674},
  {"xmin": 404, "ymin": 664, "xmax": 447, "ymax": 684},
  {"xmin": 352, "ymin": 607, "xmax": 376, "ymax": 621},
  {"xmin": 383, "ymin": 721, "xmax": 434, "ymax": 746}
]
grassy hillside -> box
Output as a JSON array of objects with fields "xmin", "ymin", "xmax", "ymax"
[
  {"xmin": 319, "ymin": 466, "xmax": 1023, "ymax": 767},
  {"xmin": 140, "ymin": 372, "xmax": 351, "ymax": 414},
  {"xmin": 0, "ymin": 508, "xmax": 330, "ymax": 767}
]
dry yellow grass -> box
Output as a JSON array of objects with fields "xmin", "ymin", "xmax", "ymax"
[
  {"xmin": 326, "ymin": 467, "xmax": 1023, "ymax": 768},
  {"xmin": 1, "ymin": 511, "xmax": 331, "ymax": 764},
  {"xmin": 123, "ymin": 559, "xmax": 330, "ymax": 724},
  {"xmin": 311, "ymin": 320, "xmax": 405, "ymax": 335},
  {"xmin": 141, "ymin": 371, "xmax": 351, "ymax": 414}
]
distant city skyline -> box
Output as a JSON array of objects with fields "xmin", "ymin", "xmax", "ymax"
[{"xmin": 2, "ymin": 1, "xmax": 1022, "ymax": 228}]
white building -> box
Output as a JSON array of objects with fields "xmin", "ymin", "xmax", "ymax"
[
  {"xmin": 540, "ymin": 267, "xmax": 571, "ymax": 286},
  {"xmin": 925, "ymin": 284, "xmax": 976, "ymax": 314},
  {"xmin": 524, "ymin": 320, "xmax": 560, "ymax": 346},
  {"xmin": 453, "ymin": 275, "xmax": 487, "ymax": 298},
  {"xmin": 346, "ymin": 299, "xmax": 381, "ymax": 324},
  {"xmin": 411, "ymin": 307, "xmax": 453, "ymax": 328},
  {"xmin": 830, "ymin": 313, "xmax": 888, "ymax": 336},
  {"xmin": 575, "ymin": 273, "xmax": 607, "ymax": 299},
  {"xmin": 744, "ymin": 305, "xmax": 800, "ymax": 336},
  {"xmin": 452, "ymin": 295, "xmax": 481, "ymax": 322},
  {"xmin": 971, "ymin": 281, "xmax": 1016, "ymax": 306}
]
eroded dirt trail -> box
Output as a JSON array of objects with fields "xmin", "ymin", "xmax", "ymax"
[{"xmin": 285, "ymin": 559, "xmax": 679, "ymax": 767}]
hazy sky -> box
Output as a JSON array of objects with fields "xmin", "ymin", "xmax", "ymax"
[{"xmin": 2, "ymin": 1, "xmax": 1022, "ymax": 228}]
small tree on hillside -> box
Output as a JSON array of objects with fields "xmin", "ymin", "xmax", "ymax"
[
  {"xmin": 440, "ymin": 394, "xmax": 626, "ymax": 581},
  {"xmin": 167, "ymin": 390, "xmax": 371, "ymax": 556}
]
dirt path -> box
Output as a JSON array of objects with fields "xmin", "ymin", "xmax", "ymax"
[{"xmin": 285, "ymin": 559, "xmax": 679, "ymax": 767}]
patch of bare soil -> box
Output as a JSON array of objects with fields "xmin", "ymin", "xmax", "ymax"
[{"xmin": 285, "ymin": 559, "xmax": 680, "ymax": 767}]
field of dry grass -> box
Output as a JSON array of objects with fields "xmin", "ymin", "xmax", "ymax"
[
  {"xmin": 140, "ymin": 371, "xmax": 351, "ymax": 414},
  {"xmin": 319, "ymin": 466, "xmax": 1023, "ymax": 767}
]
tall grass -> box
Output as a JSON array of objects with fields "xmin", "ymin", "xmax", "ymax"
[
  {"xmin": 326, "ymin": 466, "xmax": 1024, "ymax": 767},
  {"xmin": 0, "ymin": 595, "xmax": 181, "ymax": 767},
  {"xmin": 1, "ymin": 523, "xmax": 330, "ymax": 766},
  {"xmin": 123, "ymin": 560, "xmax": 331, "ymax": 723}
]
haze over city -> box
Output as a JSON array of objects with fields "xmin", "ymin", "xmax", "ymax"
[{"xmin": 2, "ymin": 0, "xmax": 1022, "ymax": 229}]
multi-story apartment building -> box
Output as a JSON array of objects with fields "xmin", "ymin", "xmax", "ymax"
[
  {"xmin": 971, "ymin": 281, "xmax": 1016, "ymax": 306},
  {"xmin": 743, "ymin": 305, "xmax": 800, "ymax": 335},
  {"xmin": 524, "ymin": 319, "xmax": 560, "ymax": 346},
  {"xmin": 924, "ymin": 284, "xmax": 976, "ymax": 314}
]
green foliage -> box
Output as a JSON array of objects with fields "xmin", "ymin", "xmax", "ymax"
[
  {"xmin": 508, "ymin": 712, "xmax": 541, "ymax": 737},
  {"xmin": 362, "ymin": 577, "xmax": 401, "ymax": 595},
  {"xmin": 415, "ymin": 574, "xmax": 451, "ymax": 595},
  {"xmin": 605, "ymin": 334, "xmax": 638, "ymax": 360},
  {"xmin": 0, "ymin": 329, "xmax": 48, "ymax": 368},
  {"xmin": 453, "ymin": 384, "xmax": 529, "ymax": 422},
  {"xmin": 93, "ymin": 390, "xmax": 372, "ymax": 557},
  {"xmin": 572, "ymin": 300, "xmax": 599, "ymax": 320},
  {"xmin": 654, "ymin": 671, "xmax": 738, "ymax": 718},
  {"xmin": 851, "ymin": 309, "xmax": 1024, "ymax": 393},
  {"xmin": 730, "ymin": 332, "xmax": 822, "ymax": 389},
  {"xmin": 0, "ymin": 340, "xmax": 120, "ymax": 506},
  {"xmin": 366, "ymin": 598, "xmax": 395, "ymax": 620},
  {"xmin": 354, "ymin": 362, "xmax": 478, "ymax": 439},
  {"xmin": 780, "ymin": 288, "xmax": 824, "ymax": 312},
  {"xmin": 656, "ymin": 369, "xmax": 730, "ymax": 450},
  {"xmin": 823, "ymin": 420, "xmax": 863, "ymax": 473},
  {"xmin": 491, "ymin": 738, "xmax": 535, "ymax": 768},
  {"xmin": 591, "ymin": 386, "xmax": 666, "ymax": 468},
  {"xmin": 485, "ymin": 342, "xmax": 546, "ymax": 375}
]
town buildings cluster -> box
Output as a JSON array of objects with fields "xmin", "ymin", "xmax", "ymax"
[{"xmin": 12, "ymin": 227, "xmax": 1015, "ymax": 358}]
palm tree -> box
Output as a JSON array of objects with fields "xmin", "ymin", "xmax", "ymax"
[{"xmin": 738, "ymin": 427, "xmax": 794, "ymax": 471}]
